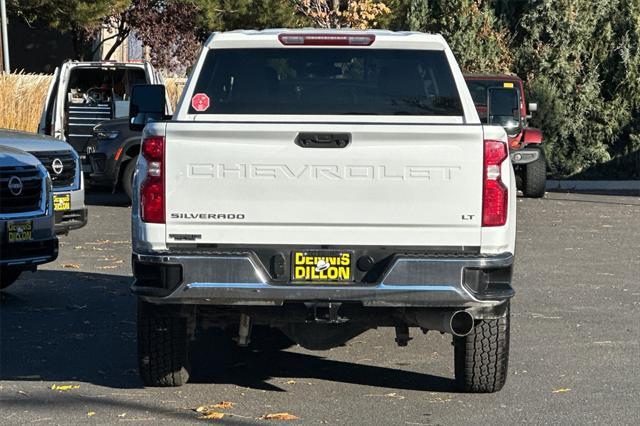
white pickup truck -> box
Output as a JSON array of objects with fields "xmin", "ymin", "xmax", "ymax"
[{"xmin": 129, "ymin": 30, "xmax": 517, "ymax": 392}]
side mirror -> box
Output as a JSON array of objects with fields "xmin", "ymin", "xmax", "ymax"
[
  {"xmin": 487, "ymin": 87, "xmax": 521, "ymax": 125},
  {"xmin": 129, "ymin": 84, "xmax": 167, "ymax": 131},
  {"xmin": 528, "ymin": 102, "xmax": 538, "ymax": 113}
]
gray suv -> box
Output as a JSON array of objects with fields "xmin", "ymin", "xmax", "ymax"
[
  {"xmin": 0, "ymin": 146, "xmax": 58, "ymax": 289},
  {"xmin": 0, "ymin": 129, "xmax": 87, "ymax": 234}
]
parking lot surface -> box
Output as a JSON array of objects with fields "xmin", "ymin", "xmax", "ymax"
[{"xmin": 1, "ymin": 192, "xmax": 639, "ymax": 424}]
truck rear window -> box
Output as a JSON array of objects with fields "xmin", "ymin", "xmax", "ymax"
[{"xmin": 189, "ymin": 49, "xmax": 463, "ymax": 116}]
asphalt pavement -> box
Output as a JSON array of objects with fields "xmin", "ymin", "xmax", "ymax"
[{"xmin": 1, "ymin": 191, "xmax": 639, "ymax": 424}]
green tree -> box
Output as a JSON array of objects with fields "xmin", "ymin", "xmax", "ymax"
[
  {"xmin": 193, "ymin": 0, "xmax": 304, "ymax": 31},
  {"xmin": 405, "ymin": 0, "xmax": 512, "ymax": 73},
  {"xmin": 8, "ymin": 0, "xmax": 130, "ymax": 58},
  {"xmin": 515, "ymin": 0, "xmax": 640, "ymax": 176}
]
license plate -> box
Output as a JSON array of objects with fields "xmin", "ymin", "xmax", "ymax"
[
  {"xmin": 292, "ymin": 251, "xmax": 353, "ymax": 282},
  {"xmin": 7, "ymin": 220, "xmax": 33, "ymax": 243},
  {"xmin": 54, "ymin": 193, "xmax": 71, "ymax": 211}
]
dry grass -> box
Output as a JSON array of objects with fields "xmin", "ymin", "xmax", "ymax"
[
  {"xmin": 165, "ymin": 77, "xmax": 187, "ymax": 110},
  {"xmin": 0, "ymin": 73, "xmax": 52, "ymax": 133},
  {"xmin": 0, "ymin": 73, "xmax": 186, "ymax": 133}
]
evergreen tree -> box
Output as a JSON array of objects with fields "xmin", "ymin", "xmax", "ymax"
[
  {"xmin": 405, "ymin": 0, "xmax": 512, "ymax": 73},
  {"xmin": 515, "ymin": 0, "xmax": 640, "ymax": 176}
]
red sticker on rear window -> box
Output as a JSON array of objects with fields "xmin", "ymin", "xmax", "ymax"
[{"xmin": 191, "ymin": 93, "xmax": 210, "ymax": 112}]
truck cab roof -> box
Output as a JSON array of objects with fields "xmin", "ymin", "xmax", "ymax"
[
  {"xmin": 61, "ymin": 60, "xmax": 149, "ymax": 68},
  {"xmin": 206, "ymin": 29, "xmax": 449, "ymax": 50},
  {"xmin": 464, "ymin": 73, "xmax": 522, "ymax": 83}
]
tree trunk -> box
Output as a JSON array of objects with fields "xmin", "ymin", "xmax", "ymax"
[
  {"xmin": 103, "ymin": 29, "xmax": 130, "ymax": 60},
  {"xmin": 332, "ymin": 0, "xmax": 341, "ymax": 28}
]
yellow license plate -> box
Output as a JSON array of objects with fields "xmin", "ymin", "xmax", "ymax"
[
  {"xmin": 292, "ymin": 251, "xmax": 352, "ymax": 282},
  {"xmin": 54, "ymin": 193, "xmax": 71, "ymax": 211},
  {"xmin": 7, "ymin": 220, "xmax": 33, "ymax": 243}
]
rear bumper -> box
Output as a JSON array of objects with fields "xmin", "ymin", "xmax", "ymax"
[{"xmin": 132, "ymin": 251, "xmax": 514, "ymax": 308}]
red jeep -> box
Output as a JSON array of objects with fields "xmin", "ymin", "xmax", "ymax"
[{"xmin": 465, "ymin": 74, "xmax": 546, "ymax": 198}]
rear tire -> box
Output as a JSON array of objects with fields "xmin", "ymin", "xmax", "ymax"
[
  {"xmin": 522, "ymin": 148, "xmax": 546, "ymax": 198},
  {"xmin": 137, "ymin": 299, "xmax": 190, "ymax": 387},
  {"xmin": 0, "ymin": 267, "xmax": 23, "ymax": 290},
  {"xmin": 454, "ymin": 302, "xmax": 510, "ymax": 393},
  {"xmin": 122, "ymin": 156, "xmax": 137, "ymax": 203}
]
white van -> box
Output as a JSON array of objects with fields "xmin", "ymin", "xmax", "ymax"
[{"xmin": 37, "ymin": 60, "xmax": 165, "ymax": 157}]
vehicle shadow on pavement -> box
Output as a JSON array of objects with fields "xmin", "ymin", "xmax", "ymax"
[
  {"xmin": 1, "ymin": 269, "xmax": 456, "ymax": 393},
  {"xmin": 85, "ymin": 188, "xmax": 131, "ymax": 207},
  {"xmin": 0, "ymin": 269, "xmax": 140, "ymax": 389},
  {"xmin": 189, "ymin": 329, "xmax": 458, "ymax": 393}
]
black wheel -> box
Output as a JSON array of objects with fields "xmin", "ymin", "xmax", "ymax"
[
  {"xmin": 0, "ymin": 267, "xmax": 23, "ymax": 290},
  {"xmin": 122, "ymin": 156, "xmax": 137, "ymax": 203},
  {"xmin": 137, "ymin": 299, "xmax": 190, "ymax": 387},
  {"xmin": 522, "ymin": 148, "xmax": 546, "ymax": 198},
  {"xmin": 454, "ymin": 302, "xmax": 510, "ymax": 393}
]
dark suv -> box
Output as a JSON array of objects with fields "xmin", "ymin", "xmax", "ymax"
[{"xmin": 86, "ymin": 118, "xmax": 140, "ymax": 200}]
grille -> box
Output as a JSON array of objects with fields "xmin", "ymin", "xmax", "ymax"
[
  {"xmin": 0, "ymin": 166, "xmax": 43, "ymax": 214},
  {"xmin": 31, "ymin": 150, "xmax": 77, "ymax": 188}
]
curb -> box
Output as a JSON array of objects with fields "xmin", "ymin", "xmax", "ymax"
[{"xmin": 546, "ymin": 180, "xmax": 640, "ymax": 191}]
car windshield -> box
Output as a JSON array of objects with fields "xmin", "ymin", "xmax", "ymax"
[
  {"xmin": 488, "ymin": 89, "xmax": 520, "ymax": 130},
  {"xmin": 189, "ymin": 48, "xmax": 463, "ymax": 116}
]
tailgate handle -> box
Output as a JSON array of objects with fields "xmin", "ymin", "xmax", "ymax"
[{"xmin": 295, "ymin": 133, "xmax": 351, "ymax": 148}]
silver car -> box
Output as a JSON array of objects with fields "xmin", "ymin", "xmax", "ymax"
[
  {"xmin": 0, "ymin": 129, "xmax": 87, "ymax": 234},
  {"xmin": 0, "ymin": 145, "xmax": 58, "ymax": 290}
]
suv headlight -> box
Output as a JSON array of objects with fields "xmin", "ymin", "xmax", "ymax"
[{"xmin": 95, "ymin": 130, "xmax": 121, "ymax": 140}]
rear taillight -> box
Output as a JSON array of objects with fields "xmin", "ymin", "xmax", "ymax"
[
  {"xmin": 482, "ymin": 140, "xmax": 508, "ymax": 227},
  {"xmin": 278, "ymin": 33, "xmax": 375, "ymax": 46},
  {"xmin": 140, "ymin": 136, "xmax": 165, "ymax": 224}
]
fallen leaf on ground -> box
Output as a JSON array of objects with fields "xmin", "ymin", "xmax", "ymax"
[
  {"xmin": 195, "ymin": 402, "xmax": 234, "ymax": 412},
  {"xmin": 552, "ymin": 387, "xmax": 571, "ymax": 393},
  {"xmin": 63, "ymin": 264, "xmax": 80, "ymax": 269},
  {"xmin": 117, "ymin": 413, "xmax": 127, "ymax": 418},
  {"xmin": 199, "ymin": 412, "xmax": 225, "ymax": 420},
  {"xmin": 212, "ymin": 402, "xmax": 234, "ymax": 409},
  {"xmin": 363, "ymin": 392, "xmax": 405, "ymax": 400},
  {"xmin": 259, "ymin": 412, "xmax": 300, "ymax": 421},
  {"xmin": 87, "ymin": 412, "xmax": 96, "ymax": 417},
  {"xmin": 285, "ymin": 380, "xmax": 296, "ymax": 385},
  {"xmin": 50, "ymin": 384, "xmax": 80, "ymax": 391}
]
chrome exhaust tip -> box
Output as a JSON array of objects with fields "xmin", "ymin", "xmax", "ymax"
[{"xmin": 448, "ymin": 310, "xmax": 475, "ymax": 337}]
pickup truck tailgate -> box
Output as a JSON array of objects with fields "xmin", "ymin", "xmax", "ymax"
[{"xmin": 164, "ymin": 122, "xmax": 483, "ymax": 247}]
